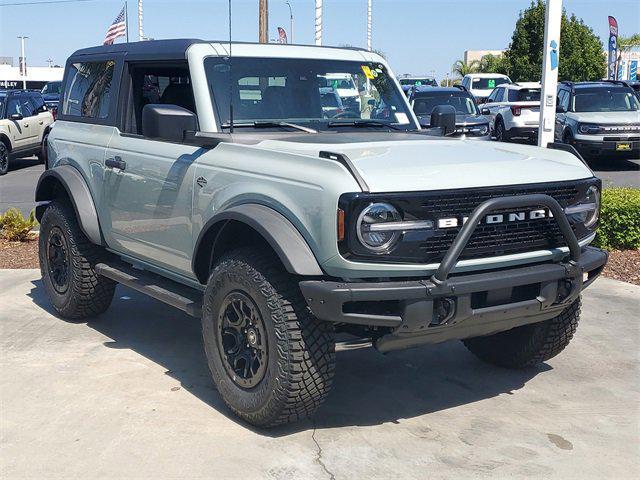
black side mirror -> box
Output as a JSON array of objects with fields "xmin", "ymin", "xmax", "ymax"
[
  {"xmin": 142, "ymin": 104, "xmax": 197, "ymax": 143},
  {"xmin": 10, "ymin": 113, "xmax": 23, "ymax": 121},
  {"xmin": 481, "ymin": 108, "xmax": 491, "ymax": 116},
  {"xmin": 556, "ymin": 104, "xmax": 566, "ymax": 113},
  {"xmin": 367, "ymin": 98, "xmax": 376, "ymax": 106},
  {"xmin": 418, "ymin": 116, "xmax": 431, "ymax": 128},
  {"xmin": 430, "ymin": 105, "xmax": 457, "ymax": 136}
]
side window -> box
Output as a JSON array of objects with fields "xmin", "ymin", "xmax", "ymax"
[
  {"xmin": 5, "ymin": 96, "xmax": 22, "ymax": 117},
  {"xmin": 28, "ymin": 94, "xmax": 47, "ymax": 114},
  {"xmin": 19, "ymin": 94, "xmax": 35, "ymax": 117},
  {"xmin": 558, "ymin": 90, "xmax": 570, "ymax": 111},
  {"xmin": 62, "ymin": 60, "xmax": 115, "ymax": 119},
  {"xmin": 487, "ymin": 88, "xmax": 499, "ymax": 103},
  {"xmin": 125, "ymin": 63, "xmax": 194, "ymax": 134}
]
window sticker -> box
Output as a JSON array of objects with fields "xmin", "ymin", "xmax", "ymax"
[
  {"xmin": 395, "ymin": 112, "xmax": 410, "ymax": 124},
  {"xmin": 361, "ymin": 65, "xmax": 376, "ymax": 80},
  {"xmin": 488, "ymin": 79, "xmax": 496, "ymax": 88}
]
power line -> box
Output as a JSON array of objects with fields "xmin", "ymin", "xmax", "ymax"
[{"xmin": 0, "ymin": 0, "xmax": 98, "ymax": 7}]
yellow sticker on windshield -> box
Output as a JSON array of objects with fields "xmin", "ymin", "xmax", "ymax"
[{"xmin": 361, "ymin": 65, "xmax": 375, "ymax": 80}]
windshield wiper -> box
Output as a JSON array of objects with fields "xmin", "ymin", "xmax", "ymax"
[
  {"xmin": 327, "ymin": 119, "xmax": 404, "ymax": 130},
  {"xmin": 221, "ymin": 121, "xmax": 318, "ymax": 134}
]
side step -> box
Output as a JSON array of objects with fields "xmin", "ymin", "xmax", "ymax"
[{"xmin": 95, "ymin": 262, "xmax": 203, "ymax": 317}]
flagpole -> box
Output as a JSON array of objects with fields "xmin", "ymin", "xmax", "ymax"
[{"xmin": 125, "ymin": 1, "xmax": 129, "ymax": 42}]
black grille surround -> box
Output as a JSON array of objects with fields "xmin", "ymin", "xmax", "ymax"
[{"xmin": 338, "ymin": 178, "xmax": 599, "ymax": 265}]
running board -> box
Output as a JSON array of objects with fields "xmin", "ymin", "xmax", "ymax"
[{"xmin": 95, "ymin": 262, "xmax": 202, "ymax": 317}]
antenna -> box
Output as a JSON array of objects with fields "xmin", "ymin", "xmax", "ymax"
[{"xmin": 228, "ymin": 0, "xmax": 234, "ymax": 133}]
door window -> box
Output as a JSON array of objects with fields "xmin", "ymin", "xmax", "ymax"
[
  {"xmin": 62, "ymin": 60, "xmax": 115, "ymax": 118},
  {"xmin": 5, "ymin": 96, "xmax": 22, "ymax": 117},
  {"xmin": 19, "ymin": 95, "xmax": 35, "ymax": 117}
]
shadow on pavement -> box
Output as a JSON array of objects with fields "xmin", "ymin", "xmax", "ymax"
[
  {"xmin": 7, "ymin": 157, "xmax": 42, "ymax": 173},
  {"xmin": 28, "ymin": 279, "xmax": 547, "ymax": 437},
  {"xmin": 589, "ymin": 157, "xmax": 639, "ymax": 172}
]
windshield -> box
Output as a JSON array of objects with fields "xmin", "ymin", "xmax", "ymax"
[
  {"xmin": 41, "ymin": 82, "xmax": 61, "ymax": 95},
  {"xmin": 399, "ymin": 78, "xmax": 437, "ymax": 87},
  {"xmin": 472, "ymin": 77, "xmax": 510, "ymax": 90},
  {"xmin": 508, "ymin": 88, "xmax": 540, "ymax": 102},
  {"xmin": 412, "ymin": 92, "xmax": 478, "ymax": 115},
  {"xmin": 204, "ymin": 57, "xmax": 417, "ymax": 131},
  {"xmin": 573, "ymin": 88, "xmax": 640, "ymax": 112}
]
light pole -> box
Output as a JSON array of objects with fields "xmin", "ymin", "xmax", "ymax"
[
  {"xmin": 17, "ymin": 36, "xmax": 28, "ymax": 89},
  {"xmin": 367, "ymin": 0, "xmax": 372, "ymax": 51},
  {"xmin": 259, "ymin": 0, "xmax": 269, "ymax": 44},
  {"xmin": 537, "ymin": 0, "xmax": 562, "ymax": 148},
  {"xmin": 138, "ymin": 0, "xmax": 144, "ymax": 41},
  {"xmin": 315, "ymin": 0, "xmax": 322, "ymax": 46},
  {"xmin": 285, "ymin": 0, "xmax": 293, "ymax": 43}
]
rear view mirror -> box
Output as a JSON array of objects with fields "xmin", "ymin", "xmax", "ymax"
[
  {"xmin": 430, "ymin": 105, "xmax": 457, "ymax": 136},
  {"xmin": 142, "ymin": 104, "xmax": 197, "ymax": 143},
  {"xmin": 367, "ymin": 99, "xmax": 376, "ymax": 106},
  {"xmin": 481, "ymin": 108, "xmax": 491, "ymax": 116}
]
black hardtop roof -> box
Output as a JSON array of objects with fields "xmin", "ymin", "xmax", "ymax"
[
  {"xmin": 412, "ymin": 86, "xmax": 468, "ymax": 94},
  {"xmin": 70, "ymin": 39, "xmax": 369, "ymax": 61}
]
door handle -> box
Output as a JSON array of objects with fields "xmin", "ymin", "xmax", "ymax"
[
  {"xmin": 105, "ymin": 156, "xmax": 126, "ymax": 170},
  {"xmin": 23, "ymin": 123, "xmax": 29, "ymax": 128}
]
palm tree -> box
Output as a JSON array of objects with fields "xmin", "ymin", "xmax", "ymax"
[{"xmin": 452, "ymin": 59, "xmax": 479, "ymax": 78}]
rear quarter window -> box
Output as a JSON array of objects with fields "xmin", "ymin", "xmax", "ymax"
[{"xmin": 61, "ymin": 60, "xmax": 115, "ymax": 119}]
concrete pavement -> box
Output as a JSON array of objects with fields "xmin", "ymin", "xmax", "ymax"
[{"xmin": 1, "ymin": 269, "xmax": 638, "ymax": 479}]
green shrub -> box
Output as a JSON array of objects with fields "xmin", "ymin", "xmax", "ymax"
[
  {"xmin": 0, "ymin": 208, "xmax": 38, "ymax": 242},
  {"xmin": 593, "ymin": 188, "xmax": 640, "ymax": 250}
]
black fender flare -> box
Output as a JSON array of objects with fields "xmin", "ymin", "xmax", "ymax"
[
  {"xmin": 35, "ymin": 165, "xmax": 103, "ymax": 245},
  {"xmin": 193, "ymin": 204, "xmax": 323, "ymax": 283}
]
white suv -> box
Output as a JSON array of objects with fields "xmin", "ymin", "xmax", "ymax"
[
  {"xmin": 481, "ymin": 83, "xmax": 541, "ymax": 143},
  {"xmin": 461, "ymin": 73, "xmax": 511, "ymax": 104},
  {"xmin": 0, "ymin": 90, "xmax": 54, "ymax": 175}
]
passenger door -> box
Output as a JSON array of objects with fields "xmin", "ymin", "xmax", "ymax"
[
  {"xmin": 102, "ymin": 64, "xmax": 201, "ymax": 277},
  {"xmin": 482, "ymin": 88, "xmax": 504, "ymax": 127},
  {"xmin": 16, "ymin": 93, "xmax": 40, "ymax": 147},
  {"xmin": 3, "ymin": 94, "xmax": 30, "ymax": 150},
  {"xmin": 555, "ymin": 89, "xmax": 570, "ymax": 141}
]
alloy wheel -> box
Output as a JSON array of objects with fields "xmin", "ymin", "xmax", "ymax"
[
  {"xmin": 46, "ymin": 226, "xmax": 71, "ymax": 294},
  {"xmin": 217, "ymin": 291, "xmax": 269, "ymax": 389}
]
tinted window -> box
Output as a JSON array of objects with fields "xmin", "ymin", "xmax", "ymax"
[
  {"xmin": 62, "ymin": 61, "xmax": 115, "ymax": 118},
  {"xmin": 19, "ymin": 94, "xmax": 35, "ymax": 117},
  {"xmin": 572, "ymin": 87, "xmax": 640, "ymax": 112},
  {"xmin": 399, "ymin": 78, "xmax": 437, "ymax": 87},
  {"xmin": 0, "ymin": 93, "xmax": 5, "ymax": 114},
  {"xmin": 5, "ymin": 96, "xmax": 21, "ymax": 117},
  {"xmin": 413, "ymin": 92, "xmax": 478, "ymax": 115},
  {"xmin": 28, "ymin": 93, "xmax": 47, "ymax": 113},
  {"xmin": 472, "ymin": 77, "xmax": 510, "ymax": 89},
  {"xmin": 508, "ymin": 88, "xmax": 541, "ymax": 102},
  {"xmin": 41, "ymin": 81, "xmax": 62, "ymax": 95}
]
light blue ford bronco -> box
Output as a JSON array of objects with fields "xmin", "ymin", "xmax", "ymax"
[{"xmin": 36, "ymin": 40, "xmax": 607, "ymax": 427}]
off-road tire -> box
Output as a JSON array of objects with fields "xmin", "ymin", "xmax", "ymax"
[
  {"xmin": 39, "ymin": 200, "xmax": 115, "ymax": 319},
  {"xmin": 0, "ymin": 142, "xmax": 9, "ymax": 176},
  {"xmin": 202, "ymin": 247, "xmax": 335, "ymax": 427},
  {"xmin": 463, "ymin": 298, "xmax": 581, "ymax": 369}
]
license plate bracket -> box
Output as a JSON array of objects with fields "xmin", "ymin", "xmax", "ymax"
[{"xmin": 616, "ymin": 142, "xmax": 632, "ymax": 151}]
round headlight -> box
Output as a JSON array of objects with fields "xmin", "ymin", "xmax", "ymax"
[
  {"xmin": 565, "ymin": 185, "xmax": 600, "ymax": 228},
  {"xmin": 356, "ymin": 202, "xmax": 401, "ymax": 252},
  {"xmin": 583, "ymin": 185, "xmax": 600, "ymax": 227}
]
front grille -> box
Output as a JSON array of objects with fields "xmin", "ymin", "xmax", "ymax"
[{"xmin": 339, "ymin": 179, "xmax": 596, "ymax": 265}]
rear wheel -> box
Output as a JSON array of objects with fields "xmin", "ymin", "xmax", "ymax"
[
  {"xmin": 202, "ymin": 247, "xmax": 335, "ymax": 427},
  {"xmin": 0, "ymin": 142, "xmax": 9, "ymax": 176},
  {"xmin": 463, "ymin": 298, "xmax": 581, "ymax": 369},
  {"xmin": 495, "ymin": 118, "xmax": 509, "ymax": 142},
  {"xmin": 39, "ymin": 200, "xmax": 115, "ymax": 319}
]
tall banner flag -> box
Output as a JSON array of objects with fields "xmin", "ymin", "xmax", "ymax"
[
  {"xmin": 630, "ymin": 61, "xmax": 638, "ymax": 82},
  {"xmin": 277, "ymin": 27, "xmax": 288, "ymax": 44},
  {"xmin": 607, "ymin": 16, "xmax": 618, "ymax": 80}
]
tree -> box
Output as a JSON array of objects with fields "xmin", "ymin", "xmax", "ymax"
[
  {"xmin": 451, "ymin": 59, "xmax": 479, "ymax": 77},
  {"xmin": 477, "ymin": 54, "xmax": 510, "ymax": 75},
  {"xmin": 504, "ymin": 0, "xmax": 606, "ymax": 82}
]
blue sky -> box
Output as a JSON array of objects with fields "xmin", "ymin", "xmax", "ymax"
[{"xmin": 1, "ymin": 0, "xmax": 638, "ymax": 79}]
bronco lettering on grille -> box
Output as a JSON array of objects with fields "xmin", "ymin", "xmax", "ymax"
[{"xmin": 437, "ymin": 209, "xmax": 550, "ymax": 228}]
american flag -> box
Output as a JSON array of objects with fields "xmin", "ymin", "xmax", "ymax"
[{"xmin": 104, "ymin": 6, "xmax": 127, "ymax": 45}]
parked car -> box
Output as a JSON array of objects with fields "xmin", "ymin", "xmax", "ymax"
[
  {"xmin": 399, "ymin": 76, "xmax": 438, "ymax": 95},
  {"xmin": 41, "ymin": 80, "xmax": 62, "ymax": 109},
  {"xmin": 319, "ymin": 87, "xmax": 346, "ymax": 118},
  {"xmin": 461, "ymin": 73, "xmax": 512, "ymax": 104},
  {"xmin": 321, "ymin": 72, "xmax": 361, "ymax": 113},
  {"xmin": 0, "ymin": 90, "xmax": 54, "ymax": 175},
  {"xmin": 36, "ymin": 40, "xmax": 606, "ymax": 428},
  {"xmin": 408, "ymin": 85, "xmax": 490, "ymax": 140},
  {"xmin": 628, "ymin": 80, "xmax": 640, "ymax": 100},
  {"xmin": 555, "ymin": 80, "xmax": 640, "ymax": 159},
  {"xmin": 481, "ymin": 82, "xmax": 541, "ymax": 142}
]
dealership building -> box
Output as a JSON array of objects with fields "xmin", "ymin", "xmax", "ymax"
[{"xmin": 0, "ymin": 57, "xmax": 64, "ymax": 90}]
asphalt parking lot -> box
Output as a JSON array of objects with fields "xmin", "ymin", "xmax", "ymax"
[
  {"xmin": 0, "ymin": 156, "xmax": 639, "ymax": 219},
  {"xmin": 1, "ymin": 270, "xmax": 638, "ymax": 479}
]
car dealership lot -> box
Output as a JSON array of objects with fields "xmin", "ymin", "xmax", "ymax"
[{"xmin": 1, "ymin": 269, "xmax": 638, "ymax": 479}]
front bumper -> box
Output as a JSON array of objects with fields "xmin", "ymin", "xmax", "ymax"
[
  {"xmin": 507, "ymin": 126, "xmax": 539, "ymax": 140},
  {"xmin": 300, "ymin": 194, "xmax": 608, "ymax": 352},
  {"xmin": 572, "ymin": 137, "xmax": 640, "ymax": 158}
]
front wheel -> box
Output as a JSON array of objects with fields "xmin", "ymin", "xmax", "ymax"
[
  {"xmin": 0, "ymin": 142, "xmax": 9, "ymax": 176},
  {"xmin": 463, "ymin": 298, "xmax": 581, "ymax": 369},
  {"xmin": 202, "ymin": 247, "xmax": 335, "ymax": 427}
]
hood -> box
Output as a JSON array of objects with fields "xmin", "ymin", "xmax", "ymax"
[
  {"xmin": 255, "ymin": 133, "xmax": 593, "ymax": 193},
  {"xmin": 568, "ymin": 111, "xmax": 640, "ymax": 124}
]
